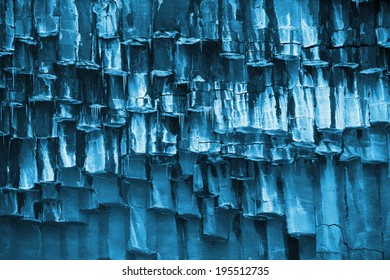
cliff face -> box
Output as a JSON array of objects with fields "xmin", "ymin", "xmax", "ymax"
[{"xmin": 0, "ymin": 0, "xmax": 389, "ymax": 260}]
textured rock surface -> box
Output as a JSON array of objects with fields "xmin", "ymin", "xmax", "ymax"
[{"xmin": 0, "ymin": 0, "xmax": 389, "ymax": 259}]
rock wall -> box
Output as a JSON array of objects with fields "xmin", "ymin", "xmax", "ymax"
[{"xmin": 0, "ymin": 0, "xmax": 389, "ymax": 259}]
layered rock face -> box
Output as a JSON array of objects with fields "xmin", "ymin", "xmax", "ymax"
[{"xmin": 0, "ymin": 0, "xmax": 389, "ymax": 260}]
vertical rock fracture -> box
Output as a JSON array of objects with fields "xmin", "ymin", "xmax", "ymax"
[{"xmin": 0, "ymin": 0, "xmax": 389, "ymax": 260}]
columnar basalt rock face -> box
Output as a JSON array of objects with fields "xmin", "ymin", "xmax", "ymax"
[{"xmin": 0, "ymin": 0, "xmax": 389, "ymax": 260}]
